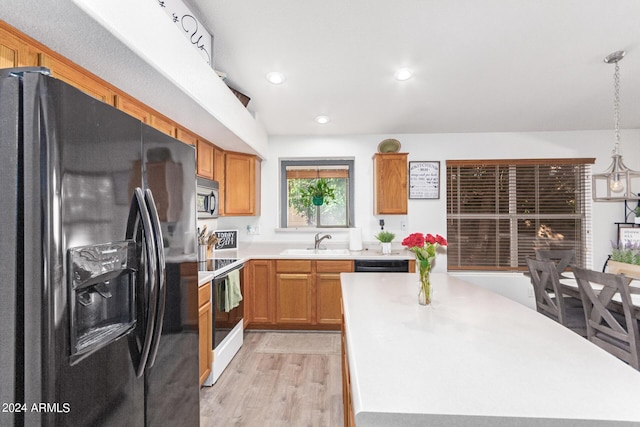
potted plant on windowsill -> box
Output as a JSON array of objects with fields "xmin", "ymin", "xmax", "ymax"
[
  {"xmin": 299, "ymin": 178, "xmax": 336, "ymax": 207},
  {"xmin": 375, "ymin": 231, "xmax": 395, "ymax": 255}
]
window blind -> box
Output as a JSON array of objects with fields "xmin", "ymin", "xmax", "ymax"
[{"xmin": 446, "ymin": 158, "xmax": 594, "ymax": 271}]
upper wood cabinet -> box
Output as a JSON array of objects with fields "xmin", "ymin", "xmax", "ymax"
[
  {"xmin": 196, "ymin": 140, "xmax": 215, "ymax": 180},
  {"xmin": 0, "ymin": 24, "xmax": 37, "ymax": 68},
  {"xmin": 176, "ymin": 128, "xmax": 197, "ymax": 146},
  {"xmin": 213, "ymin": 146, "xmax": 225, "ymax": 215},
  {"xmin": 150, "ymin": 114, "xmax": 176, "ymax": 137},
  {"xmin": 373, "ymin": 153, "xmax": 408, "ymax": 215},
  {"xmin": 38, "ymin": 53, "xmax": 113, "ymax": 104},
  {"xmin": 224, "ymin": 152, "xmax": 261, "ymax": 216},
  {"xmin": 115, "ymin": 94, "xmax": 150, "ymax": 123}
]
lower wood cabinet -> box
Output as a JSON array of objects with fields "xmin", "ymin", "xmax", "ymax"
[
  {"xmin": 245, "ymin": 260, "xmax": 275, "ymax": 325},
  {"xmin": 341, "ymin": 302, "xmax": 355, "ymax": 427},
  {"xmin": 198, "ymin": 282, "xmax": 213, "ymax": 386},
  {"xmin": 245, "ymin": 259, "xmax": 353, "ymax": 330},
  {"xmin": 276, "ymin": 273, "xmax": 314, "ymax": 324}
]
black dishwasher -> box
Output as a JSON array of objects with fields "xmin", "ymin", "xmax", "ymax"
[{"xmin": 353, "ymin": 259, "xmax": 409, "ymax": 272}]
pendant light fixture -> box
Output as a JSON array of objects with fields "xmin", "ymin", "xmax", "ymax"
[{"xmin": 593, "ymin": 50, "xmax": 640, "ymax": 201}]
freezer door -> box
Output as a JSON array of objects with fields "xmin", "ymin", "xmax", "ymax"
[
  {"xmin": 141, "ymin": 125, "xmax": 200, "ymax": 427},
  {"xmin": 0, "ymin": 71, "xmax": 20, "ymax": 427},
  {"xmin": 18, "ymin": 73, "xmax": 146, "ymax": 426}
]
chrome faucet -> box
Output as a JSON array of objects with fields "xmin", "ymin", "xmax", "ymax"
[{"xmin": 314, "ymin": 233, "xmax": 332, "ymax": 249}]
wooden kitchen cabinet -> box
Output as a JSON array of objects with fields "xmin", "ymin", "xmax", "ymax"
[
  {"xmin": 244, "ymin": 260, "xmax": 275, "ymax": 326},
  {"xmin": 245, "ymin": 259, "xmax": 352, "ymax": 330},
  {"xmin": 150, "ymin": 114, "xmax": 176, "ymax": 137},
  {"xmin": 176, "ymin": 127, "xmax": 197, "ymax": 146},
  {"xmin": 114, "ymin": 94, "xmax": 150, "ymax": 123},
  {"xmin": 224, "ymin": 151, "xmax": 261, "ymax": 216},
  {"xmin": 0, "ymin": 24, "xmax": 38, "ymax": 68},
  {"xmin": 38, "ymin": 53, "xmax": 113, "ymax": 104},
  {"xmin": 213, "ymin": 147, "xmax": 225, "ymax": 214},
  {"xmin": 275, "ymin": 260, "xmax": 313, "ymax": 325},
  {"xmin": 198, "ymin": 282, "xmax": 213, "ymax": 386},
  {"xmin": 341, "ymin": 301, "xmax": 356, "ymax": 427},
  {"xmin": 316, "ymin": 260, "xmax": 353, "ymax": 325},
  {"xmin": 373, "ymin": 153, "xmax": 408, "ymax": 215},
  {"xmin": 197, "ymin": 140, "xmax": 215, "ymax": 179}
]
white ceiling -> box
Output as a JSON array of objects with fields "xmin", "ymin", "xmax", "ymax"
[{"xmin": 188, "ymin": 0, "xmax": 640, "ymax": 137}]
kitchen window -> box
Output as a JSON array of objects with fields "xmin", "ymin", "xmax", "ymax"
[
  {"xmin": 446, "ymin": 158, "xmax": 594, "ymax": 271},
  {"xmin": 280, "ymin": 159, "xmax": 354, "ymax": 228}
]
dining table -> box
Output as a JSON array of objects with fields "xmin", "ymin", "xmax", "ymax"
[
  {"xmin": 558, "ymin": 272, "xmax": 640, "ymax": 320},
  {"xmin": 341, "ymin": 272, "xmax": 640, "ymax": 426}
]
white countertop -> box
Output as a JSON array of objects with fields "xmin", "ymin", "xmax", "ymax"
[
  {"xmin": 234, "ymin": 242, "xmax": 414, "ymax": 260},
  {"xmin": 197, "ymin": 242, "xmax": 415, "ymax": 286},
  {"xmin": 340, "ymin": 272, "xmax": 640, "ymax": 426}
]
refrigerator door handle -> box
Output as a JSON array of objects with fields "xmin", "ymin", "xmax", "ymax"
[
  {"xmin": 126, "ymin": 187, "xmax": 159, "ymax": 378},
  {"xmin": 144, "ymin": 189, "xmax": 166, "ymax": 369}
]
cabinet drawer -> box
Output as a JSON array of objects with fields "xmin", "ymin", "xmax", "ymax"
[
  {"xmin": 276, "ymin": 260, "xmax": 312, "ymax": 273},
  {"xmin": 198, "ymin": 282, "xmax": 211, "ymax": 308},
  {"xmin": 316, "ymin": 260, "xmax": 353, "ymax": 273}
]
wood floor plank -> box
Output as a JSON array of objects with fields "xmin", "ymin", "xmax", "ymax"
[{"xmin": 200, "ymin": 331, "xmax": 343, "ymax": 427}]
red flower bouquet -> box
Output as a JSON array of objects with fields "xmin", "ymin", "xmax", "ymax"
[{"xmin": 402, "ymin": 233, "xmax": 448, "ymax": 305}]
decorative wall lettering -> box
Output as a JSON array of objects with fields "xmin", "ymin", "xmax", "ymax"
[{"xmin": 158, "ymin": 0, "xmax": 213, "ymax": 67}]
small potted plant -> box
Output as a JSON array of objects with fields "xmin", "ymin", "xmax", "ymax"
[
  {"xmin": 300, "ymin": 178, "xmax": 336, "ymax": 207},
  {"xmin": 634, "ymin": 206, "xmax": 640, "ymax": 224},
  {"xmin": 375, "ymin": 231, "xmax": 395, "ymax": 255}
]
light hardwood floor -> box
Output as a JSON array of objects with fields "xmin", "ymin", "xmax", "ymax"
[{"xmin": 200, "ymin": 331, "xmax": 343, "ymax": 427}]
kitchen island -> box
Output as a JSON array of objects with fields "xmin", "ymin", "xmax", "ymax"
[{"xmin": 340, "ymin": 272, "xmax": 640, "ymax": 426}]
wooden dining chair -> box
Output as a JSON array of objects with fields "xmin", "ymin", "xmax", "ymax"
[
  {"xmin": 573, "ymin": 266, "xmax": 640, "ymax": 370},
  {"xmin": 535, "ymin": 249, "xmax": 577, "ymax": 278},
  {"xmin": 526, "ymin": 258, "xmax": 587, "ymax": 336}
]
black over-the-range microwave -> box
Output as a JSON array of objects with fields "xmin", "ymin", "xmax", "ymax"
[{"xmin": 196, "ymin": 177, "xmax": 219, "ymax": 218}]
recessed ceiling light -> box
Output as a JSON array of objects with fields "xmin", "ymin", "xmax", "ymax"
[
  {"xmin": 394, "ymin": 68, "xmax": 413, "ymax": 81},
  {"xmin": 315, "ymin": 115, "xmax": 330, "ymax": 124},
  {"xmin": 266, "ymin": 71, "xmax": 285, "ymax": 85}
]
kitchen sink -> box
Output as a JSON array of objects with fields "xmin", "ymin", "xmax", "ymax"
[{"xmin": 280, "ymin": 248, "xmax": 351, "ymax": 256}]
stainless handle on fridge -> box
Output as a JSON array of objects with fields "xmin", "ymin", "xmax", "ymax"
[
  {"xmin": 144, "ymin": 189, "xmax": 166, "ymax": 369},
  {"xmin": 126, "ymin": 187, "xmax": 159, "ymax": 378}
]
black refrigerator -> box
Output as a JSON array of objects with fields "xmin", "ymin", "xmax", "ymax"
[{"xmin": 0, "ymin": 68, "xmax": 200, "ymax": 427}]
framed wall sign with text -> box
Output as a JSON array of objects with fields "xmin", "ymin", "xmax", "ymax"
[
  {"xmin": 619, "ymin": 227, "xmax": 640, "ymax": 246},
  {"xmin": 409, "ymin": 161, "xmax": 440, "ymax": 199},
  {"xmin": 213, "ymin": 230, "xmax": 238, "ymax": 251}
]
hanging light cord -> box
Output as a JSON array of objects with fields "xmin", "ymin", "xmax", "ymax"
[{"xmin": 613, "ymin": 60, "xmax": 621, "ymax": 154}]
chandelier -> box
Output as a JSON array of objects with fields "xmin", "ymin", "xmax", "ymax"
[{"xmin": 592, "ymin": 50, "xmax": 640, "ymax": 201}]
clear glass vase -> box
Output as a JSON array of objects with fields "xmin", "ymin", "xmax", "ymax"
[{"xmin": 418, "ymin": 266, "xmax": 432, "ymax": 305}]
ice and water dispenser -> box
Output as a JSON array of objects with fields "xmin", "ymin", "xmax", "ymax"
[{"xmin": 67, "ymin": 241, "xmax": 137, "ymax": 364}]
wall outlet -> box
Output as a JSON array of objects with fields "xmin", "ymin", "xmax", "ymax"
[{"xmin": 401, "ymin": 221, "xmax": 407, "ymax": 231}]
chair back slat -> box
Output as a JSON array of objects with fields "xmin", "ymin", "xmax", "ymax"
[
  {"xmin": 535, "ymin": 249, "xmax": 577, "ymax": 276},
  {"xmin": 573, "ymin": 266, "xmax": 640, "ymax": 370},
  {"xmin": 527, "ymin": 258, "xmax": 571, "ymax": 325}
]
